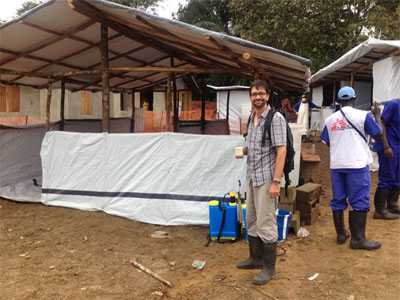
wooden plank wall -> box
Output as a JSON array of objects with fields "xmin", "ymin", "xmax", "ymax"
[{"xmin": 0, "ymin": 85, "xmax": 20, "ymax": 112}]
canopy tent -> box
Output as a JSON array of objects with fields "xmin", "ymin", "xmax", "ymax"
[
  {"xmin": 0, "ymin": 0, "xmax": 310, "ymax": 132},
  {"xmin": 310, "ymin": 38, "xmax": 400, "ymax": 87},
  {"xmin": 309, "ymin": 38, "xmax": 400, "ymax": 130},
  {"xmin": 0, "ymin": 0, "xmax": 310, "ymax": 92}
]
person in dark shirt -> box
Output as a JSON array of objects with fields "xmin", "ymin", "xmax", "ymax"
[
  {"xmin": 294, "ymin": 94, "xmax": 321, "ymax": 113},
  {"xmin": 373, "ymin": 99, "xmax": 400, "ymax": 219}
]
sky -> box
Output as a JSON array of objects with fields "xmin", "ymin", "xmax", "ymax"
[{"xmin": 0, "ymin": 0, "xmax": 186, "ymax": 21}]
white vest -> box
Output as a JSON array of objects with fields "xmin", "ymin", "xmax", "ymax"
[{"xmin": 324, "ymin": 107, "xmax": 372, "ymax": 169}]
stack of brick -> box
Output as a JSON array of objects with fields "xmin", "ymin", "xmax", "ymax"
[{"xmin": 295, "ymin": 183, "xmax": 322, "ymax": 225}]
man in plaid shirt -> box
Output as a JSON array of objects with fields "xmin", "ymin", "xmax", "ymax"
[{"xmin": 236, "ymin": 80, "xmax": 287, "ymax": 285}]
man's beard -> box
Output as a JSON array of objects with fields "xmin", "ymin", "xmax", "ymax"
[{"xmin": 253, "ymin": 100, "xmax": 266, "ymax": 109}]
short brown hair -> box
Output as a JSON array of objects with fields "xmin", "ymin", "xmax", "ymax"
[{"xmin": 249, "ymin": 80, "xmax": 270, "ymax": 95}]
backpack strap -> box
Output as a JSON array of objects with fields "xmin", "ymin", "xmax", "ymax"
[
  {"xmin": 243, "ymin": 112, "xmax": 253, "ymax": 138},
  {"xmin": 339, "ymin": 108, "xmax": 368, "ymax": 143},
  {"xmin": 263, "ymin": 109, "xmax": 292, "ymax": 195},
  {"xmin": 262, "ymin": 109, "xmax": 276, "ymax": 146}
]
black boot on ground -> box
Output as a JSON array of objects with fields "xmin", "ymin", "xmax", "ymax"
[
  {"xmin": 388, "ymin": 187, "xmax": 400, "ymax": 215},
  {"xmin": 332, "ymin": 210, "xmax": 350, "ymax": 244},
  {"xmin": 253, "ymin": 241, "xmax": 276, "ymax": 285},
  {"xmin": 236, "ymin": 235, "xmax": 263, "ymax": 269},
  {"xmin": 349, "ymin": 211, "xmax": 381, "ymax": 250},
  {"xmin": 373, "ymin": 188, "xmax": 399, "ymax": 220}
]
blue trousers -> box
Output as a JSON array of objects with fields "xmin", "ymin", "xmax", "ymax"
[
  {"xmin": 377, "ymin": 147, "xmax": 400, "ymax": 189},
  {"xmin": 330, "ymin": 167, "xmax": 370, "ymax": 211}
]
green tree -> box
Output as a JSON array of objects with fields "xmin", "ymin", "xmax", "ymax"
[
  {"xmin": 16, "ymin": 0, "xmax": 160, "ymax": 16},
  {"xmin": 230, "ymin": 0, "xmax": 400, "ymax": 71},
  {"xmin": 366, "ymin": 0, "xmax": 400, "ymax": 39},
  {"xmin": 230, "ymin": 0, "xmax": 369, "ymax": 71},
  {"xmin": 16, "ymin": 0, "xmax": 43, "ymax": 16},
  {"xmin": 176, "ymin": 0, "xmax": 232, "ymax": 34}
]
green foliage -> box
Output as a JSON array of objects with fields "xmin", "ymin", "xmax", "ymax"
[
  {"xmin": 178, "ymin": 0, "xmax": 399, "ymax": 73},
  {"xmin": 16, "ymin": 0, "xmax": 43, "ymax": 16},
  {"xmin": 176, "ymin": 0, "xmax": 232, "ymax": 34},
  {"xmin": 230, "ymin": 0, "xmax": 374, "ymax": 71},
  {"xmin": 366, "ymin": 0, "xmax": 400, "ymax": 39},
  {"xmin": 110, "ymin": 0, "xmax": 160, "ymax": 9}
]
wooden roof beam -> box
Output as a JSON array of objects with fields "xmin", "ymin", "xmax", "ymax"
[
  {"xmin": 207, "ymin": 36, "xmax": 306, "ymax": 84},
  {"xmin": 0, "ymin": 19, "xmax": 96, "ymax": 67},
  {"xmin": 134, "ymin": 15, "xmax": 238, "ymax": 71},
  {"xmin": 8, "ymin": 33, "xmax": 124, "ymax": 83},
  {"xmin": 353, "ymin": 48, "xmax": 400, "ymax": 73},
  {"xmin": 110, "ymin": 61, "xmax": 187, "ymax": 89},
  {"xmin": 206, "ymin": 36, "xmax": 252, "ymax": 71},
  {"xmin": 22, "ymin": 21, "xmax": 151, "ymax": 66},
  {"xmin": 70, "ymin": 54, "xmax": 171, "ymax": 92},
  {"xmin": 68, "ymin": 0, "xmax": 214, "ymax": 69},
  {"xmin": 242, "ymin": 52, "xmax": 273, "ymax": 86},
  {"xmin": 0, "ymin": 68, "xmax": 98, "ymax": 89},
  {"xmin": 0, "ymin": 47, "xmax": 87, "ymax": 72}
]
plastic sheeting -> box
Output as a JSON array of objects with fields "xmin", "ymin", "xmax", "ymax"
[
  {"xmin": 373, "ymin": 56, "xmax": 400, "ymax": 103},
  {"xmin": 310, "ymin": 38, "xmax": 400, "ymax": 84},
  {"xmin": 0, "ymin": 119, "xmax": 132, "ymax": 202},
  {"xmin": 0, "ymin": 127, "xmax": 45, "ymax": 202},
  {"xmin": 41, "ymin": 132, "xmax": 247, "ymax": 225},
  {"xmin": 1, "ymin": 122, "xmax": 302, "ymax": 225}
]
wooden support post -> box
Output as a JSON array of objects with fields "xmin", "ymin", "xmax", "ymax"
[
  {"xmin": 171, "ymin": 58, "xmax": 178, "ymax": 132},
  {"xmin": 166, "ymin": 75, "xmax": 172, "ymax": 131},
  {"xmin": 201, "ymin": 93, "xmax": 206, "ymax": 134},
  {"xmin": 100, "ymin": 23, "xmax": 110, "ymax": 132},
  {"xmin": 46, "ymin": 84, "xmax": 52, "ymax": 131},
  {"xmin": 350, "ymin": 72, "xmax": 355, "ymax": 87},
  {"xmin": 332, "ymin": 80, "xmax": 336, "ymax": 106},
  {"xmin": 60, "ymin": 79, "xmax": 65, "ymax": 131},
  {"xmin": 226, "ymin": 90, "xmax": 231, "ymax": 135},
  {"xmin": 130, "ymin": 89, "xmax": 135, "ymax": 133}
]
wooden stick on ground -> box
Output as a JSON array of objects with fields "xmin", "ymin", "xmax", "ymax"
[
  {"xmin": 130, "ymin": 259, "xmax": 173, "ymax": 288},
  {"xmin": 254, "ymin": 287, "xmax": 279, "ymax": 300}
]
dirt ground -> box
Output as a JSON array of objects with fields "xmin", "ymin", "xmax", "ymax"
[{"xmin": 1, "ymin": 142, "xmax": 399, "ymax": 300}]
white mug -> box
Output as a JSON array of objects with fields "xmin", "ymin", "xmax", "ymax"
[{"xmin": 235, "ymin": 146, "xmax": 244, "ymax": 158}]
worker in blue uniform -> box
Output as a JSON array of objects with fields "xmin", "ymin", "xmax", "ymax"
[
  {"xmin": 373, "ymin": 99, "xmax": 400, "ymax": 219},
  {"xmin": 321, "ymin": 86, "xmax": 382, "ymax": 250}
]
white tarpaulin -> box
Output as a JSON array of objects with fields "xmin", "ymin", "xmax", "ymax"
[
  {"xmin": 41, "ymin": 132, "xmax": 247, "ymax": 225},
  {"xmin": 310, "ymin": 38, "xmax": 400, "ymax": 85},
  {"xmin": 373, "ymin": 56, "xmax": 400, "ymax": 103},
  {"xmin": 208, "ymin": 86, "xmax": 250, "ymax": 135}
]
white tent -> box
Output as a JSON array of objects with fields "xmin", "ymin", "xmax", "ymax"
[
  {"xmin": 310, "ymin": 38, "xmax": 400, "ymax": 86},
  {"xmin": 207, "ymin": 85, "xmax": 250, "ymax": 135},
  {"xmin": 309, "ymin": 38, "xmax": 400, "ymax": 130}
]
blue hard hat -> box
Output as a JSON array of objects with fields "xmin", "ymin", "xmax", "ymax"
[{"xmin": 337, "ymin": 86, "xmax": 356, "ymax": 101}]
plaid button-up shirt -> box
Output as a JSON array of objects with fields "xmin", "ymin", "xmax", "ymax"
[{"xmin": 246, "ymin": 106, "xmax": 287, "ymax": 187}]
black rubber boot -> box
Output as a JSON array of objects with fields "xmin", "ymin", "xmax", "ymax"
[
  {"xmin": 236, "ymin": 235, "xmax": 263, "ymax": 269},
  {"xmin": 373, "ymin": 188, "xmax": 399, "ymax": 220},
  {"xmin": 332, "ymin": 210, "xmax": 350, "ymax": 244},
  {"xmin": 349, "ymin": 211, "xmax": 381, "ymax": 250},
  {"xmin": 253, "ymin": 242, "xmax": 276, "ymax": 285},
  {"xmin": 388, "ymin": 187, "xmax": 400, "ymax": 214}
]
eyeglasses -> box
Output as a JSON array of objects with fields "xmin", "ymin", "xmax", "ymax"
[{"xmin": 251, "ymin": 92, "xmax": 267, "ymax": 97}]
